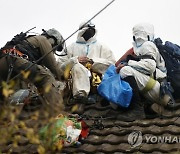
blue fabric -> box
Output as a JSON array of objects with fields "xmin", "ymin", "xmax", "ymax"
[
  {"xmin": 154, "ymin": 38, "xmax": 180, "ymax": 99},
  {"xmin": 97, "ymin": 65, "xmax": 132, "ymax": 108},
  {"xmin": 165, "ymin": 41, "xmax": 180, "ymax": 56}
]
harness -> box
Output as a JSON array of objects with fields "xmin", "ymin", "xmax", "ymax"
[
  {"xmin": 0, "ymin": 47, "xmax": 24, "ymax": 82},
  {"xmin": 17, "ymin": 38, "xmax": 41, "ymax": 61},
  {"xmin": 2, "ymin": 46, "xmax": 29, "ymax": 59},
  {"xmin": 141, "ymin": 77, "xmax": 156, "ymax": 94},
  {"xmin": 131, "ymin": 54, "xmax": 157, "ymax": 94},
  {"xmin": 0, "ymin": 35, "xmax": 40, "ymax": 83},
  {"xmin": 84, "ymin": 62, "xmax": 102, "ymax": 88},
  {"xmin": 137, "ymin": 55, "xmax": 155, "ymax": 61},
  {"xmin": 1, "ymin": 34, "xmax": 40, "ymax": 61}
]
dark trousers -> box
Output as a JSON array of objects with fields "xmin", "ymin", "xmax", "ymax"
[{"xmin": 0, "ymin": 55, "xmax": 63, "ymax": 113}]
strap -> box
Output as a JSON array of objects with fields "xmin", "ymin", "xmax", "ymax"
[
  {"xmin": 141, "ymin": 77, "xmax": 156, "ymax": 94},
  {"xmin": 2, "ymin": 47, "xmax": 28, "ymax": 59},
  {"xmin": 137, "ymin": 55, "xmax": 155, "ymax": 61},
  {"xmin": 6, "ymin": 54, "xmax": 17, "ymax": 82},
  {"xmin": 17, "ymin": 40, "xmax": 39, "ymax": 61}
]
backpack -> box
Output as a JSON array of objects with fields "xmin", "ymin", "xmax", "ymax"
[
  {"xmin": 154, "ymin": 38, "xmax": 180, "ymax": 99},
  {"xmin": 1, "ymin": 27, "xmax": 40, "ymax": 62}
]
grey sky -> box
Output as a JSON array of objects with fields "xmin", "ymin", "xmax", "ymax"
[{"xmin": 0, "ymin": 0, "xmax": 180, "ymax": 60}]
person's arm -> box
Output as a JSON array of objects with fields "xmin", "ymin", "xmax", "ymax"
[
  {"xmin": 115, "ymin": 47, "xmax": 134, "ymax": 67},
  {"xmin": 90, "ymin": 43, "xmax": 116, "ymax": 65},
  {"xmin": 31, "ymin": 36, "xmax": 63, "ymax": 80},
  {"xmin": 115, "ymin": 48, "xmax": 135, "ymax": 73},
  {"xmin": 128, "ymin": 44, "xmax": 157, "ymax": 75}
]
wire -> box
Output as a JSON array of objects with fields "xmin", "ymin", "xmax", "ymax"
[{"xmin": 5, "ymin": 0, "xmax": 116, "ymax": 83}]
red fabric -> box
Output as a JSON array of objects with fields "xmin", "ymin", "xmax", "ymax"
[
  {"xmin": 115, "ymin": 48, "xmax": 135, "ymax": 67},
  {"xmin": 79, "ymin": 120, "xmax": 89, "ymax": 139}
]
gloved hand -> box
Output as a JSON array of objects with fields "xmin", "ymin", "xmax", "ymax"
[
  {"xmin": 78, "ymin": 56, "xmax": 91, "ymax": 65},
  {"xmin": 116, "ymin": 62, "xmax": 127, "ymax": 73},
  {"xmin": 154, "ymin": 38, "xmax": 163, "ymax": 50},
  {"xmin": 126, "ymin": 55, "xmax": 140, "ymax": 62}
]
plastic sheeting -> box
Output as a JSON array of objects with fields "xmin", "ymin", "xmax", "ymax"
[{"xmin": 97, "ymin": 65, "xmax": 132, "ymax": 108}]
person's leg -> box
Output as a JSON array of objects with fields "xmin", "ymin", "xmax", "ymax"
[
  {"xmin": 91, "ymin": 62, "xmax": 110, "ymax": 74},
  {"xmin": 117, "ymin": 66, "xmax": 146, "ymax": 121},
  {"xmin": 71, "ymin": 63, "xmax": 90, "ymax": 97},
  {"xmin": 0, "ymin": 56, "xmax": 9, "ymax": 101},
  {"xmin": 120, "ymin": 66, "xmax": 161, "ymax": 102},
  {"xmin": 117, "ymin": 76, "xmax": 145, "ymax": 121},
  {"xmin": 13, "ymin": 57, "xmax": 63, "ymax": 114}
]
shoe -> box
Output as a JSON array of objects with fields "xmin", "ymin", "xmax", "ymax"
[
  {"xmin": 69, "ymin": 96, "xmax": 87, "ymax": 105},
  {"xmin": 70, "ymin": 92, "xmax": 97, "ymax": 105},
  {"xmin": 87, "ymin": 94, "xmax": 96, "ymax": 104},
  {"xmin": 68, "ymin": 90, "xmax": 88, "ymax": 105},
  {"xmin": 151, "ymin": 103, "xmax": 176, "ymax": 118},
  {"xmin": 165, "ymin": 99, "xmax": 180, "ymax": 110},
  {"xmin": 162, "ymin": 93, "xmax": 180, "ymax": 110}
]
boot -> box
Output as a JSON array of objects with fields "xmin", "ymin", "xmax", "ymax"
[
  {"xmin": 159, "ymin": 79, "xmax": 180, "ymax": 110},
  {"xmin": 117, "ymin": 76, "xmax": 145, "ymax": 121}
]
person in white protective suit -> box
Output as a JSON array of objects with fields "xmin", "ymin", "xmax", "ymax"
[
  {"xmin": 116, "ymin": 23, "xmax": 176, "ymax": 121},
  {"xmin": 60, "ymin": 20, "xmax": 116, "ymax": 103}
]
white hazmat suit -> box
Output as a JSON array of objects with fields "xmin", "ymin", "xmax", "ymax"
[
  {"xmin": 61, "ymin": 21, "xmax": 116, "ymax": 97},
  {"xmin": 119, "ymin": 23, "xmax": 167, "ymax": 105}
]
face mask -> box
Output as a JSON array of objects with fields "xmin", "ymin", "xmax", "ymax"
[
  {"xmin": 134, "ymin": 38, "xmax": 145, "ymax": 48},
  {"xmin": 82, "ymin": 28, "xmax": 95, "ymax": 41},
  {"xmin": 56, "ymin": 44, "xmax": 63, "ymax": 51}
]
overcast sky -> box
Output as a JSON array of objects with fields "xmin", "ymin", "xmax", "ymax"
[{"xmin": 0, "ymin": 0, "xmax": 180, "ymax": 60}]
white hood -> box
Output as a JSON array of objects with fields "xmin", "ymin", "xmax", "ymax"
[
  {"xmin": 76, "ymin": 20, "xmax": 97, "ymax": 44},
  {"xmin": 132, "ymin": 23, "xmax": 155, "ymax": 42}
]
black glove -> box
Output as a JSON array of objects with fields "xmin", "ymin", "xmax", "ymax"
[
  {"xmin": 126, "ymin": 55, "xmax": 140, "ymax": 62},
  {"xmin": 154, "ymin": 38, "xmax": 164, "ymax": 50}
]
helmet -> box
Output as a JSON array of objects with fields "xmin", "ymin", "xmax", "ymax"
[{"xmin": 42, "ymin": 28, "xmax": 64, "ymax": 45}]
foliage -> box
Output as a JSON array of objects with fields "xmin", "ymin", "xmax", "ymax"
[{"xmin": 0, "ymin": 79, "xmax": 64, "ymax": 153}]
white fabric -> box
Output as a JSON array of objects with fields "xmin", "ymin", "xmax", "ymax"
[
  {"xmin": 133, "ymin": 23, "xmax": 154, "ymax": 41},
  {"xmin": 59, "ymin": 22, "xmax": 116, "ymax": 96},
  {"xmin": 71, "ymin": 63, "xmax": 90, "ymax": 96},
  {"xmin": 120, "ymin": 66, "xmax": 160, "ymax": 102},
  {"xmin": 64, "ymin": 126, "xmax": 81, "ymax": 147},
  {"xmin": 134, "ymin": 38, "xmax": 146, "ymax": 47},
  {"xmin": 119, "ymin": 23, "xmax": 167, "ymax": 104},
  {"xmin": 132, "ymin": 40, "xmax": 166, "ymax": 79}
]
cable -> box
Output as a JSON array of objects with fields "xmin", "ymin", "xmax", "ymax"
[{"xmin": 5, "ymin": 0, "xmax": 116, "ymax": 83}]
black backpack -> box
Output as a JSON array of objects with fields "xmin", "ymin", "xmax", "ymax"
[
  {"xmin": 1, "ymin": 27, "xmax": 40, "ymax": 62},
  {"xmin": 154, "ymin": 38, "xmax": 180, "ymax": 99}
]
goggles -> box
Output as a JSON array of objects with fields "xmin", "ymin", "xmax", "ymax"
[
  {"xmin": 86, "ymin": 23, "xmax": 95, "ymax": 28},
  {"xmin": 80, "ymin": 22, "xmax": 95, "ymax": 29}
]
